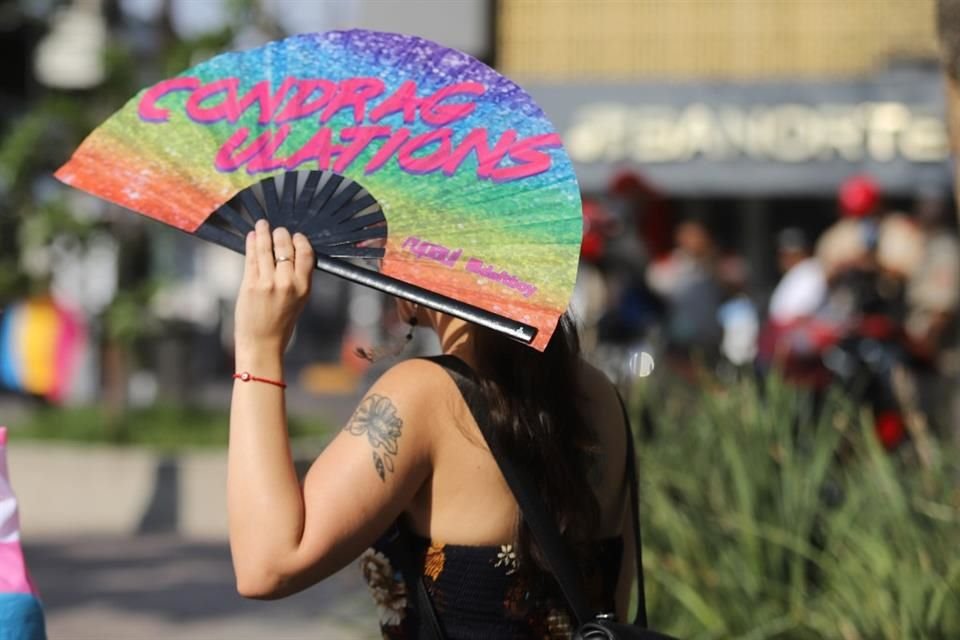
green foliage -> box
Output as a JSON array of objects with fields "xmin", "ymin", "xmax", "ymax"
[
  {"xmin": 0, "ymin": 109, "xmax": 50, "ymax": 192},
  {"xmin": 104, "ymin": 282, "xmax": 163, "ymax": 345},
  {"xmin": 14, "ymin": 404, "xmax": 333, "ymax": 450},
  {"xmin": 0, "ymin": 99, "xmax": 101, "ymax": 301},
  {"xmin": 635, "ymin": 376, "xmax": 960, "ymax": 639}
]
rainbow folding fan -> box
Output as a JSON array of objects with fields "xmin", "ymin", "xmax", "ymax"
[{"xmin": 55, "ymin": 30, "xmax": 582, "ymax": 350}]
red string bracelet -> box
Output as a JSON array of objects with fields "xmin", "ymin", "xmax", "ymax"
[{"xmin": 233, "ymin": 371, "xmax": 287, "ymax": 389}]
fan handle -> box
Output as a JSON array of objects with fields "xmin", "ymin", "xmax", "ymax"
[{"xmin": 314, "ymin": 254, "xmax": 538, "ymax": 345}]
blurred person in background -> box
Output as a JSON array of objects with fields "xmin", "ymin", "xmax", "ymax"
[
  {"xmin": 768, "ymin": 228, "xmax": 826, "ymax": 325},
  {"xmin": 816, "ymin": 174, "xmax": 882, "ymax": 286},
  {"xmin": 903, "ymin": 189, "xmax": 960, "ymax": 364},
  {"xmin": 902, "ymin": 188, "xmax": 960, "ymax": 435},
  {"xmin": 716, "ymin": 253, "xmax": 758, "ymax": 368},
  {"xmin": 577, "ymin": 177, "xmax": 667, "ymax": 378},
  {"xmin": 760, "ymin": 201, "xmax": 920, "ymax": 445},
  {"xmin": 816, "ymin": 175, "xmax": 916, "ymax": 328},
  {"xmin": 591, "ymin": 173, "xmax": 667, "ymax": 367},
  {"xmin": 592, "ymin": 211, "xmax": 661, "ymax": 352},
  {"xmin": 608, "ymin": 172, "xmax": 673, "ymax": 264},
  {"xmin": 756, "ymin": 228, "xmax": 829, "ymax": 388},
  {"xmin": 571, "ymin": 199, "xmax": 615, "ymax": 352},
  {"xmin": 646, "ymin": 218, "xmax": 723, "ymax": 365},
  {"xmin": 770, "ymin": 180, "xmax": 937, "ymax": 450}
]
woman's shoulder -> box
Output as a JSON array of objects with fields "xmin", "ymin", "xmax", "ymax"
[
  {"xmin": 370, "ymin": 357, "xmax": 460, "ymax": 395},
  {"xmin": 366, "ymin": 357, "xmax": 465, "ymax": 419}
]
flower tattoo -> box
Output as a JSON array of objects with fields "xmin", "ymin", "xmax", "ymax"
[{"xmin": 344, "ymin": 394, "xmax": 404, "ymax": 481}]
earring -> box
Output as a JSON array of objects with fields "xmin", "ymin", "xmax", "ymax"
[
  {"xmin": 405, "ymin": 313, "xmax": 419, "ymax": 341},
  {"xmin": 354, "ymin": 305, "xmax": 419, "ymax": 363}
]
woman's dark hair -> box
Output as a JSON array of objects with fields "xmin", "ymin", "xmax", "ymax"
[{"xmin": 471, "ymin": 311, "xmax": 600, "ymax": 584}]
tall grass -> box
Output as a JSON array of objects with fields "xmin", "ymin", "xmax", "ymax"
[{"xmin": 634, "ymin": 374, "xmax": 960, "ymax": 639}]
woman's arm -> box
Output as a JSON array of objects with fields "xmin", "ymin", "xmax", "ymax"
[
  {"xmin": 227, "ymin": 221, "xmax": 433, "ymax": 599},
  {"xmin": 228, "ymin": 222, "xmax": 309, "ymax": 598}
]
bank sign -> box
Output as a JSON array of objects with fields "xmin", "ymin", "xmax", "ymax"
[{"xmin": 528, "ymin": 69, "xmax": 952, "ymax": 195}]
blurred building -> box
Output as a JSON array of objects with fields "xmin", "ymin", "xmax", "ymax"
[
  {"xmin": 499, "ymin": 0, "xmax": 938, "ymax": 80},
  {"xmin": 498, "ymin": 0, "xmax": 951, "ymax": 291}
]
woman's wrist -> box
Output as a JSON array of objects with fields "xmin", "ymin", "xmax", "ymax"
[{"xmin": 234, "ymin": 340, "xmax": 285, "ymax": 376}]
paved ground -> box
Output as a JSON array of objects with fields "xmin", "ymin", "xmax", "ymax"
[{"xmin": 23, "ymin": 536, "xmax": 381, "ymax": 640}]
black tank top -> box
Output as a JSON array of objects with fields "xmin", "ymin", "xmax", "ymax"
[
  {"xmin": 357, "ymin": 356, "xmax": 624, "ymax": 639},
  {"xmin": 360, "ymin": 522, "xmax": 622, "ymax": 639}
]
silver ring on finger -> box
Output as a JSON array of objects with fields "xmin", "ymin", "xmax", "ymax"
[{"xmin": 275, "ymin": 255, "xmax": 292, "ymax": 264}]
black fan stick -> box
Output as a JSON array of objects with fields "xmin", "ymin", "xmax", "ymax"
[{"xmin": 193, "ymin": 170, "xmax": 538, "ymax": 344}]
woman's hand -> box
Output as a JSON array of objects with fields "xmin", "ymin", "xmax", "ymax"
[{"xmin": 234, "ymin": 220, "xmax": 315, "ymax": 356}]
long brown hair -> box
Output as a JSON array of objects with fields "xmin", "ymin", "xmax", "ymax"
[{"xmin": 471, "ymin": 311, "xmax": 600, "ymax": 583}]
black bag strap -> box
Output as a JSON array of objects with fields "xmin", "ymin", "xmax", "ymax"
[
  {"xmin": 424, "ymin": 354, "xmax": 649, "ymax": 628},
  {"xmin": 416, "ymin": 577, "xmax": 446, "ymax": 640},
  {"xmin": 621, "ymin": 394, "xmax": 648, "ymax": 627}
]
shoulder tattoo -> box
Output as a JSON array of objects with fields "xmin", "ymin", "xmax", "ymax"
[{"xmin": 344, "ymin": 394, "xmax": 404, "ymax": 482}]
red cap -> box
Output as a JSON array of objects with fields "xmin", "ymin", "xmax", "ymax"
[
  {"xmin": 581, "ymin": 200, "xmax": 612, "ymax": 262},
  {"xmin": 875, "ymin": 411, "xmax": 905, "ymax": 451},
  {"xmin": 609, "ymin": 171, "xmax": 645, "ymax": 195},
  {"xmin": 839, "ymin": 175, "xmax": 880, "ymax": 218}
]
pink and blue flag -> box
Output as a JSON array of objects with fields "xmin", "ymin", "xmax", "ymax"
[{"xmin": 0, "ymin": 428, "xmax": 46, "ymax": 640}]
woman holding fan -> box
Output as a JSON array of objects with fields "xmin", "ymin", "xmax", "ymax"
[
  {"xmin": 227, "ymin": 220, "xmax": 645, "ymax": 638},
  {"xmin": 53, "ymin": 28, "xmax": 661, "ymax": 639}
]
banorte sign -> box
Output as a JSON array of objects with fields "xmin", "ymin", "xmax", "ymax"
[{"xmin": 565, "ymin": 102, "xmax": 949, "ymax": 165}]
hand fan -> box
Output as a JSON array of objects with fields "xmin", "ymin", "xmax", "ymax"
[{"xmin": 54, "ymin": 30, "xmax": 583, "ymax": 351}]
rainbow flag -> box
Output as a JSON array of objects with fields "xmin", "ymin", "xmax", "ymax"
[{"xmin": 0, "ymin": 299, "xmax": 85, "ymax": 404}]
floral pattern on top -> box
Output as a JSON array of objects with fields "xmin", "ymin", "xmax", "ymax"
[
  {"xmin": 360, "ymin": 524, "xmax": 623, "ymax": 640},
  {"xmin": 423, "ymin": 542, "xmax": 445, "ymax": 582},
  {"xmin": 545, "ymin": 607, "xmax": 575, "ymax": 637},
  {"xmin": 494, "ymin": 544, "xmax": 519, "ymax": 575},
  {"xmin": 359, "ymin": 549, "xmax": 407, "ymax": 628}
]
